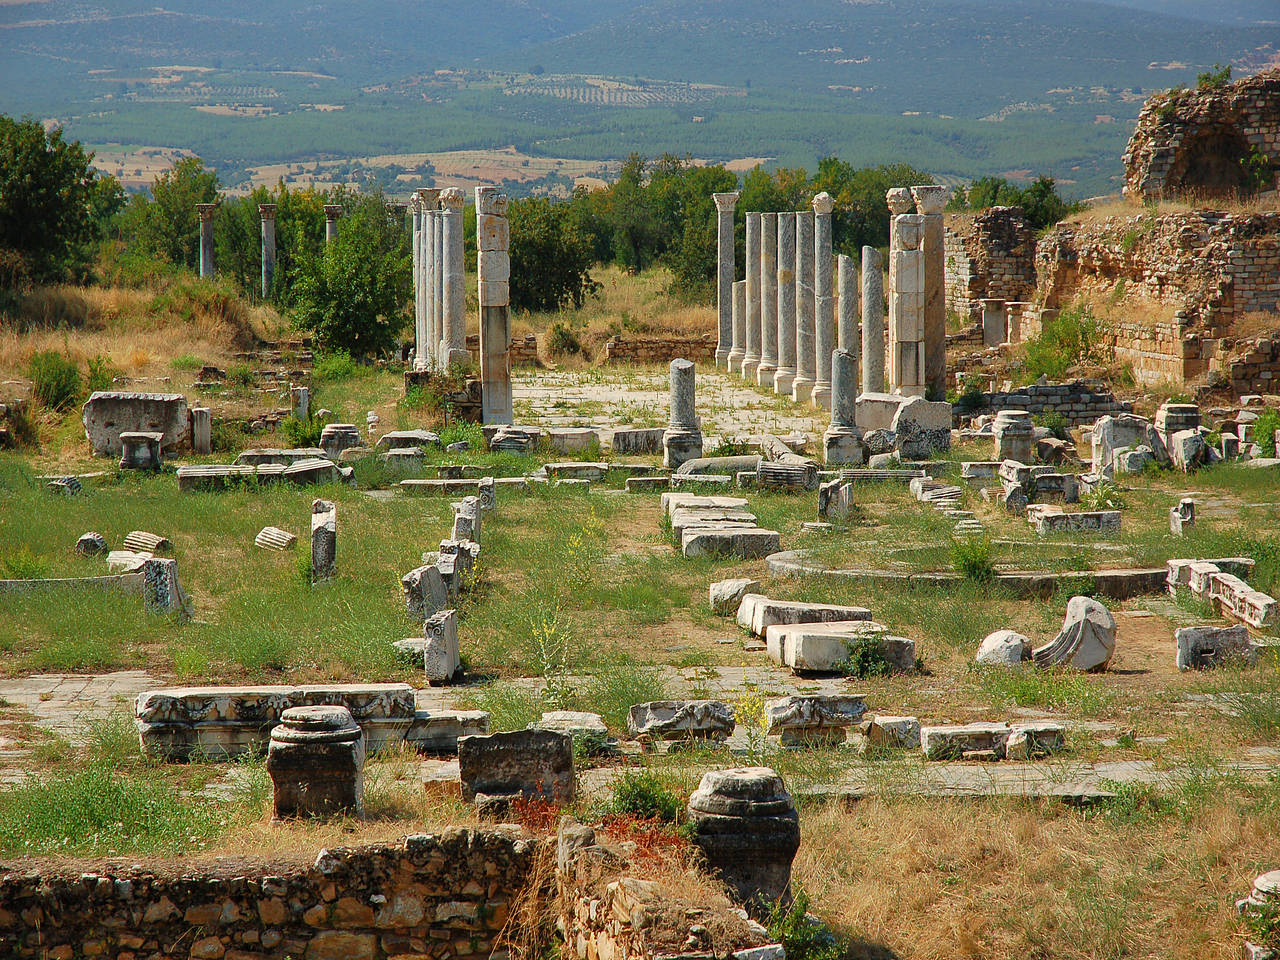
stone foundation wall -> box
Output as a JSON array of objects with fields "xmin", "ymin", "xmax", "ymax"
[
  {"xmin": 0, "ymin": 829, "xmax": 534, "ymax": 960},
  {"xmin": 1036, "ymin": 211, "xmax": 1280, "ymax": 384},
  {"xmin": 603, "ymin": 336, "xmax": 718, "ymax": 365},
  {"xmin": 944, "ymin": 207, "xmax": 1038, "ymax": 322},
  {"xmin": 465, "ymin": 335, "xmax": 539, "ymax": 368},
  {"xmin": 1223, "ymin": 336, "xmax": 1280, "ymax": 395},
  {"xmin": 957, "ymin": 379, "xmax": 1131, "ymax": 426}
]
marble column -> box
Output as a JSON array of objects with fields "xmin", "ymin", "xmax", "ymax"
[
  {"xmin": 259, "ymin": 203, "xmax": 276, "ymax": 299},
  {"xmin": 774, "ymin": 213, "xmax": 797, "ymax": 395},
  {"xmin": 912, "ymin": 185, "xmax": 950, "ymax": 400},
  {"xmin": 411, "ymin": 197, "xmax": 424, "ymax": 366},
  {"xmin": 324, "ymin": 204, "xmax": 342, "ymax": 244},
  {"xmin": 861, "ymin": 246, "xmax": 885, "ymax": 394},
  {"xmin": 823, "ymin": 348, "xmax": 862, "ymax": 465},
  {"xmin": 835, "ymin": 254, "xmax": 858, "ymax": 395},
  {"xmin": 440, "ymin": 187, "xmax": 468, "ymax": 370},
  {"xmin": 416, "ymin": 189, "xmax": 441, "ymax": 370},
  {"xmin": 811, "ymin": 193, "xmax": 834, "ymax": 409},
  {"xmin": 757, "ymin": 213, "xmax": 778, "ymax": 387},
  {"xmin": 742, "ymin": 212, "xmax": 762, "ymax": 379},
  {"xmin": 981, "ymin": 298, "xmax": 1007, "ymax": 348},
  {"xmin": 713, "ymin": 192, "xmax": 739, "ymax": 368},
  {"xmin": 884, "ymin": 188, "xmax": 914, "ymax": 395},
  {"xmin": 793, "ymin": 209, "xmax": 817, "ymax": 404},
  {"xmin": 1006, "ymin": 301, "xmax": 1029, "ymax": 344},
  {"xmin": 433, "ymin": 205, "xmax": 446, "ymax": 369},
  {"xmin": 197, "ymin": 203, "xmax": 216, "ymax": 279},
  {"xmin": 663, "ymin": 358, "xmax": 703, "ymax": 469},
  {"xmin": 476, "ymin": 186, "xmax": 513, "ymax": 425},
  {"xmin": 732, "ymin": 280, "xmax": 746, "ymax": 375},
  {"xmin": 889, "ymin": 213, "xmax": 926, "ymax": 397}
]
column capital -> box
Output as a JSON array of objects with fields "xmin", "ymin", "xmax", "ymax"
[
  {"xmin": 712, "ymin": 191, "xmax": 740, "ymax": 213},
  {"xmin": 886, "ymin": 188, "xmax": 914, "ymax": 215},
  {"xmin": 196, "ymin": 203, "xmax": 217, "ymax": 221},
  {"xmin": 258, "ymin": 203, "xmax": 277, "ymax": 220},
  {"xmin": 415, "ymin": 187, "xmax": 441, "ymax": 209},
  {"xmin": 475, "ymin": 185, "xmax": 509, "ymax": 217},
  {"xmin": 910, "ymin": 184, "xmax": 950, "ymax": 215},
  {"xmin": 323, "ymin": 204, "xmax": 343, "ymax": 220},
  {"xmin": 439, "ymin": 187, "xmax": 465, "ymax": 211},
  {"xmin": 811, "ymin": 191, "xmax": 834, "ymax": 215}
]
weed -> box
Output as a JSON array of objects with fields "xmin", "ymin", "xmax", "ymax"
[
  {"xmin": 226, "ymin": 362, "xmax": 255, "ymax": 388},
  {"xmin": 1243, "ymin": 900, "xmax": 1280, "ymax": 950},
  {"xmin": 1, "ymin": 548, "xmax": 48, "ymax": 579},
  {"xmin": 973, "ymin": 664, "xmax": 1115, "ymax": 717},
  {"xmin": 27, "ymin": 350, "xmax": 81, "ymax": 411},
  {"xmin": 951, "ymin": 535, "xmax": 995, "ymax": 582},
  {"xmin": 766, "ymin": 890, "xmax": 845, "ymax": 960},
  {"xmin": 1034, "ymin": 411, "xmax": 1069, "ymax": 440},
  {"xmin": 1021, "ymin": 304, "xmax": 1101, "ymax": 382},
  {"xmin": 1254, "ymin": 409, "xmax": 1280, "ymax": 458},
  {"xmin": 280, "ymin": 414, "xmax": 324, "ymax": 448},
  {"xmin": 610, "ymin": 770, "xmax": 683, "ymax": 823},
  {"xmin": 85, "ymin": 354, "xmax": 121, "ymax": 393},
  {"xmin": 1080, "ymin": 482, "xmax": 1127, "ymax": 511},
  {"xmin": 313, "ymin": 349, "xmax": 365, "ymax": 382},
  {"xmin": 170, "ymin": 353, "xmax": 204, "ymax": 371},
  {"xmin": 547, "ymin": 320, "xmax": 584, "ymax": 357},
  {"xmin": 839, "ymin": 636, "xmax": 893, "ymax": 679},
  {"xmin": 439, "ymin": 420, "xmax": 485, "ymax": 449}
]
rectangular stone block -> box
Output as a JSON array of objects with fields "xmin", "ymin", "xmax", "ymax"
[
  {"xmin": 478, "ymin": 250, "xmax": 511, "ymax": 281},
  {"xmin": 82, "ymin": 392, "xmax": 189, "ymax": 457},
  {"xmin": 611, "ymin": 427, "xmax": 665, "ymax": 455},
  {"xmin": 479, "ymin": 280, "xmax": 509, "ymax": 307},
  {"xmin": 458, "ymin": 729, "xmax": 574, "ymax": 805},
  {"xmin": 681, "ymin": 526, "xmax": 780, "ymax": 559},
  {"xmin": 476, "ymin": 215, "xmax": 510, "ymax": 251},
  {"xmin": 738, "ymin": 596, "xmax": 872, "ymax": 638}
]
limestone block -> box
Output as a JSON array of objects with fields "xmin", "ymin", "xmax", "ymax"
[
  {"xmin": 266, "ymin": 705, "xmax": 364, "ymax": 819},
  {"xmin": 627, "ymin": 700, "xmax": 734, "ymax": 743},
  {"xmin": 377, "ymin": 429, "xmax": 441, "ymax": 449},
  {"xmin": 817, "ymin": 477, "xmax": 856, "ymax": 519},
  {"xmin": 423, "ymin": 608, "xmax": 461, "ymax": 685},
  {"xmin": 738, "ymin": 596, "xmax": 872, "ymax": 638},
  {"xmin": 478, "ymin": 250, "xmax": 511, "ymax": 281},
  {"xmin": 854, "ymin": 392, "xmax": 904, "ymax": 432},
  {"xmin": 479, "ymin": 280, "xmax": 510, "ymax": 307},
  {"xmin": 1169, "ymin": 428, "xmax": 1207, "ymax": 471},
  {"xmin": 311, "ymin": 499, "xmax": 337, "ymax": 583},
  {"xmin": 82, "ymin": 391, "xmax": 188, "ymax": 457},
  {"xmin": 1175, "ymin": 624, "xmax": 1254, "ymax": 670},
  {"xmin": 1030, "ymin": 509, "xmax": 1121, "ymax": 535},
  {"xmin": 402, "ymin": 563, "xmax": 448, "ymax": 622},
  {"xmin": 975, "ymin": 629, "xmax": 1032, "ymax": 666},
  {"xmin": 545, "ymin": 428, "xmax": 600, "ymax": 455},
  {"xmin": 866, "ymin": 715, "xmax": 920, "ymax": 749},
  {"xmin": 610, "ymin": 427, "xmax": 665, "ymax": 455},
  {"xmin": 1032, "ymin": 596, "xmax": 1116, "ymax": 671},
  {"xmin": 920, "ymin": 722, "xmax": 1011, "ymax": 760},
  {"xmin": 681, "ymin": 525, "xmax": 780, "ymax": 559},
  {"xmin": 661, "ymin": 492, "xmax": 750, "ymax": 517},
  {"xmin": 190, "ymin": 407, "xmax": 212, "ymax": 455},
  {"xmin": 530, "ymin": 711, "xmax": 611, "ymax": 751},
  {"xmin": 890, "ymin": 396, "xmax": 952, "ymax": 458},
  {"xmin": 678, "ymin": 454, "xmax": 764, "ymax": 476},
  {"xmin": 1005, "ymin": 722, "xmax": 1066, "ymax": 760},
  {"xmin": 710, "ymin": 577, "xmax": 761, "ymax": 615},
  {"xmin": 458, "ymin": 729, "xmax": 575, "ymax": 807},
  {"xmin": 765, "ymin": 695, "xmax": 867, "ymax": 745},
  {"xmin": 404, "ymin": 709, "xmax": 490, "ymax": 753},
  {"xmin": 545, "ymin": 461, "xmax": 608, "ymax": 481},
  {"xmin": 1170, "ymin": 497, "xmax": 1196, "ymax": 535},
  {"xmin": 1091, "ymin": 414, "xmax": 1167, "ymax": 473},
  {"xmin": 319, "ymin": 423, "xmax": 362, "ymax": 461}
]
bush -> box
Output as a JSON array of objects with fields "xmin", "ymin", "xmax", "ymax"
[
  {"xmin": 1, "ymin": 548, "xmax": 48, "ymax": 579},
  {"xmin": 281, "ymin": 415, "xmax": 323, "ymax": 448},
  {"xmin": 508, "ymin": 196, "xmax": 600, "ymax": 312},
  {"xmin": 27, "ymin": 351, "xmax": 81, "ymax": 411},
  {"xmin": 839, "ymin": 635, "xmax": 893, "ymax": 679},
  {"xmin": 951, "ymin": 535, "xmax": 995, "ymax": 582},
  {"xmin": 312, "ymin": 349, "xmax": 364, "ymax": 382},
  {"xmin": 85, "ymin": 354, "xmax": 120, "ymax": 394},
  {"xmin": 547, "ymin": 321, "xmax": 584, "ymax": 357},
  {"xmin": 609, "ymin": 771, "xmax": 682, "ymax": 823},
  {"xmin": 1034, "ymin": 411, "xmax": 1069, "ymax": 440},
  {"xmin": 1022, "ymin": 305, "xmax": 1100, "ymax": 382},
  {"xmin": 766, "ymin": 891, "xmax": 845, "ymax": 960},
  {"xmin": 1197, "ymin": 64, "xmax": 1231, "ymax": 91},
  {"xmin": 1255, "ymin": 409, "xmax": 1280, "ymax": 458}
]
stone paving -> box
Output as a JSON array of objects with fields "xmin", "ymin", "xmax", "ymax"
[{"xmin": 513, "ymin": 367, "xmax": 827, "ymax": 439}]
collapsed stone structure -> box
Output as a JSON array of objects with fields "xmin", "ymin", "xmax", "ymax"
[
  {"xmin": 944, "ymin": 207, "xmax": 1038, "ymax": 321},
  {"xmin": 1123, "ymin": 68, "xmax": 1280, "ymax": 200}
]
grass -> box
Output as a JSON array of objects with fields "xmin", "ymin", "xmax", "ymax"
[{"xmin": 970, "ymin": 664, "xmax": 1117, "ymax": 717}]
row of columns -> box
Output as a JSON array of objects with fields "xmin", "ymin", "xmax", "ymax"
[
  {"xmin": 195, "ymin": 201, "xmax": 346, "ymax": 288},
  {"xmin": 411, "ymin": 188, "xmax": 468, "ymax": 374},
  {"xmin": 713, "ymin": 193, "xmax": 837, "ymax": 409}
]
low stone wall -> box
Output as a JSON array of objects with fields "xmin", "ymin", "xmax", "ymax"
[
  {"xmin": 465, "ymin": 334, "xmax": 539, "ymax": 368},
  {"xmin": 944, "ymin": 207, "xmax": 1037, "ymax": 322},
  {"xmin": 957, "ymin": 379, "xmax": 1130, "ymax": 426},
  {"xmin": 1223, "ymin": 336, "xmax": 1280, "ymax": 395},
  {"xmin": 603, "ymin": 336, "xmax": 717, "ymax": 365},
  {"xmin": 0, "ymin": 829, "xmax": 535, "ymax": 960}
]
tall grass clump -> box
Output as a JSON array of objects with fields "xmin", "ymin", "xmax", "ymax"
[
  {"xmin": 1021, "ymin": 305, "xmax": 1101, "ymax": 382},
  {"xmin": 27, "ymin": 350, "xmax": 81, "ymax": 411},
  {"xmin": 951, "ymin": 535, "xmax": 995, "ymax": 582},
  {"xmin": 1254, "ymin": 409, "xmax": 1280, "ymax": 458},
  {"xmin": 313, "ymin": 349, "xmax": 366, "ymax": 382}
]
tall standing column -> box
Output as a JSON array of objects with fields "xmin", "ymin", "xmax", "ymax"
[
  {"xmin": 912, "ymin": 185, "xmax": 950, "ymax": 400},
  {"xmin": 889, "ymin": 214, "xmax": 926, "ymax": 397},
  {"xmin": 324, "ymin": 204, "xmax": 342, "ymax": 244},
  {"xmin": 811, "ymin": 194, "xmax": 834, "ymax": 409},
  {"xmin": 823, "ymin": 348, "xmax": 862, "ymax": 465},
  {"xmin": 440, "ymin": 187, "xmax": 468, "ymax": 370},
  {"xmin": 476, "ymin": 186, "xmax": 512, "ymax": 425},
  {"xmin": 774, "ymin": 214, "xmax": 797, "ymax": 395},
  {"xmin": 757, "ymin": 213, "xmax": 779, "ymax": 387},
  {"xmin": 411, "ymin": 198, "xmax": 424, "ymax": 367},
  {"xmin": 713, "ymin": 192, "xmax": 739, "ymax": 368},
  {"xmin": 861, "ymin": 247, "xmax": 885, "ymax": 394},
  {"xmin": 793, "ymin": 209, "xmax": 816, "ymax": 404},
  {"xmin": 742, "ymin": 213, "xmax": 762, "ymax": 379},
  {"xmin": 197, "ymin": 203, "xmax": 216, "ymax": 279},
  {"xmin": 884, "ymin": 188, "xmax": 914, "ymax": 395},
  {"xmin": 416, "ymin": 189, "xmax": 441, "ymax": 370},
  {"xmin": 833, "ymin": 253, "xmax": 857, "ymax": 409},
  {"xmin": 259, "ymin": 203, "xmax": 276, "ymax": 299},
  {"xmin": 433, "ymin": 206, "xmax": 446, "ymax": 370}
]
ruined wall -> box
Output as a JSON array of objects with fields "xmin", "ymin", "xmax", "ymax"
[
  {"xmin": 465, "ymin": 334, "xmax": 539, "ymax": 368},
  {"xmin": 1036, "ymin": 211, "xmax": 1280, "ymax": 383},
  {"xmin": 944, "ymin": 207, "xmax": 1038, "ymax": 321},
  {"xmin": 0, "ymin": 829, "xmax": 534, "ymax": 960},
  {"xmin": 603, "ymin": 336, "xmax": 718, "ymax": 365},
  {"xmin": 1123, "ymin": 69, "xmax": 1280, "ymax": 200},
  {"xmin": 956, "ymin": 379, "xmax": 1131, "ymax": 426}
]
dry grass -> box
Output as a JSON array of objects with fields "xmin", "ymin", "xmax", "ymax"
[
  {"xmin": 1070, "ymin": 192, "xmax": 1280, "ymax": 223},
  {"xmin": 796, "ymin": 794, "xmax": 1274, "ymax": 959}
]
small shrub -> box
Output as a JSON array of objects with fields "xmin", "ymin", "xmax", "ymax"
[
  {"xmin": 170, "ymin": 354, "xmax": 204, "ymax": 371},
  {"xmin": 1254, "ymin": 409, "xmax": 1280, "ymax": 458},
  {"xmin": 1080, "ymin": 482, "xmax": 1127, "ymax": 511},
  {"xmin": 1034, "ymin": 411, "xmax": 1069, "ymax": 440},
  {"xmin": 1021, "ymin": 305, "xmax": 1101, "ymax": 382},
  {"xmin": 1196, "ymin": 63, "xmax": 1231, "ymax": 91},
  {"xmin": 1, "ymin": 548, "xmax": 49, "ymax": 579},
  {"xmin": 439, "ymin": 420, "xmax": 486, "ymax": 449},
  {"xmin": 27, "ymin": 350, "xmax": 81, "ymax": 411},
  {"xmin": 839, "ymin": 635, "xmax": 892, "ymax": 679},
  {"xmin": 280, "ymin": 415, "xmax": 323, "ymax": 448},
  {"xmin": 1244, "ymin": 900, "xmax": 1280, "ymax": 951},
  {"xmin": 609, "ymin": 771, "xmax": 682, "ymax": 823},
  {"xmin": 955, "ymin": 375, "xmax": 985, "ymax": 412},
  {"xmin": 313, "ymin": 349, "xmax": 364, "ymax": 382},
  {"xmin": 704, "ymin": 437, "xmax": 755, "ymax": 458},
  {"xmin": 85, "ymin": 354, "xmax": 120, "ymax": 394},
  {"xmin": 226, "ymin": 362, "xmax": 254, "ymax": 388},
  {"xmin": 766, "ymin": 891, "xmax": 845, "ymax": 960},
  {"xmin": 951, "ymin": 535, "xmax": 995, "ymax": 582},
  {"xmin": 547, "ymin": 321, "xmax": 584, "ymax": 357}
]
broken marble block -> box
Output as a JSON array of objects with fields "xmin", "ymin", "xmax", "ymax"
[
  {"xmin": 405, "ymin": 709, "xmax": 490, "ymax": 753},
  {"xmin": 1169, "ymin": 497, "xmax": 1195, "ymax": 535},
  {"xmin": 920, "ymin": 722, "xmax": 1011, "ymax": 761},
  {"xmin": 141, "ymin": 557, "xmax": 191, "ymax": 618},
  {"xmin": 402, "ymin": 563, "xmax": 448, "ymax": 622},
  {"xmin": 975, "ymin": 629, "xmax": 1032, "ymax": 666},
  {"xmin": 890, "ymin": 396, "xmax": 951, "ymax": 459},
  {"xmin": 1175, "ymin": 624, "xmax": 1255, "ymax": 671},
  {"xmin": 530, "ymin": 711, "xmax": 613, "ymax": 753},
  {"xmin": 458, "ymin": 729, "xmax": 575, "ymax": 811},
  {"xmin": 119, "ymin": 430, "xmax": 164, "ymax": 470},
  {"xmin": 817, "ymin": 477, "xmax": 855, "ymax": 520},
  {"xmin": 310, "ymin": 499, "xmax": 337, "ymax": 583},
  {"xmin": 687, "ymin": 767, "xmax": 800, "ymax": 916},
  {"xmin": 266, "ymin": 705, "xmax": 364, "ymax": 820},
  {"xmin": 1169, "ymin": 428, "xmax": 1208, "ymax": 472},
  {"xmin": 765, "ymin": 621, "xmax": 912, "ymax": 674},
  {"xmin": 627, "ymin": 700, "xmax": 735, "ymax": 745},
  {"xmin": 681, "ymin": 525, "xmax": 781, "ymax": 560},
  {"xmin": 764, "ymin": 695, "xmax": 867, "ymax": 746},
  {"xmin": 75, "ymin": 531, "xmax": 108, "ymax": 557},
  {"xmin": 865, "ymin": 715, "xmax": 921, "ymax": 750},
  {"xmin": 423, "ymin": 608, "xmax": 461, "ymax": 685},
  {"xmin": 736, "ymin": 595, "xmax": 872, "ymax": 638},
  {"xmin": 82, "ymin": 391, "xmax": 188, "ymax": 457},
  {"xmin": 254, "ymin": 526, "xmax": 297, "ymax": 551},
  {"xmin": 710, "ymin": 577, "xmax": 761, "ymax": 615},
  {"xmin": 1005, "ymin": 722, "xmax": 1066, "ymax": 760},
  {"xmin": 1032, "ymin": 596, "xmax": 1116, "ymax": 672},
  {"xmin": 123, "ymin": 530, "xmax": 172, "ymax": 555}
]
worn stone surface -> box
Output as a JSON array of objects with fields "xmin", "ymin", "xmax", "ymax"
[
  {"xmin": 311, "ymin": 498, "xmax": 337, "ymax": 583},
  {"xmin": 1175, "ymin": 624, "xmax": 1255, "ymax": 670},
  {"xmin": 711, "ymin": 577, "xmax": 761, "ymax": 615},
  {"xmin": 458, "ymin": 729, "xmax": 575, "ymax": 806},
  {"xmin": 627, "ymin": 700, "xmax": 735, "ymax": 743},
  {"xmin": 737, "ymin": 594, "xmax": 872, "ymax": 638},
  {"xmin": 976, "ymin": 629, "xmax": 1032, "ymax": 666},
  {"xmin": 267, "ymin": 705, "xmax": 365, "ymax": 819},
  {"xmin": 765, "ymin": 695, "xmax": 866, "ymax": 745},
  {"xmin": 1032, "ymin": 596, "xmax": 1117, "ymax": 671},
  {"xmin": 82, "ymin": 392, "xmax": 188, "ymax": 457}
]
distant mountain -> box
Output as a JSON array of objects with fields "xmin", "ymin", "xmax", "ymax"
[{"xmin": 1089, "ymin": 0, "xmax": 1279, "ymax": 25}]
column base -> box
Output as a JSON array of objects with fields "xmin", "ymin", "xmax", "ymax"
[
  {"xmin": 727, "ymin": 349, "xmax": 745, "ymax": 374},
  {"xmin": 444, "ymin": 347, "xmax": 470, "ymax": 370},
  {"xmin": 791, "ymin": 376, "xmax": 816, "ymax": 404},
  {"xmin": 663, "ymin": 428, "xmax": 704, "ymax": 470},
  {"xmin": 756, "ymin": 363, "xmax": 778, "ymax": 388},
  {"xmin": 773, "ymin": 368, "xmax": 795, "ymax": 395},
  {"xmin": 823, "ymin": 427, "xmax": 865, "ymax": 466},
  {"xmin": 810, "ymin": 384, "xmax": 832, "ymax": 411},
  {"xmin": 715, "ymin": 348, "xmax": 730, "ymax": 368},
  {"xmin": 741, "ymin": 358, "xmax": 760, "ymax": 379}
]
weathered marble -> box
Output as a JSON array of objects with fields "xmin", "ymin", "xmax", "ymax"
[
  {"xmin": 773, "ymin": 213, "xmax": 797, "ymax": 395},
  {"xmin": 743, "ymin": 212, "xmax": 762, "ymax": 378},
  {"xmin": 197, "ymin": 203, "xmax": 216, "ymax": 279},
  {"xmin": 911, "ymin": 184, "xmax": 950, "ymax": 398},
  {"xmin": 311, "ymin": 498, "xmax": 336, "ymax": 583},
  {"xmin": 259, "ymin": 203, "xmax": 276, "ymax": 298},
  {"xmin": 811, "ymin": 194, "xmax": 835, "ymax": 409},
  {"xmin": 267, "ymin": 705, "xmax": 364, "ymax": 820},
  {"xmin": 758, "ymin": 213, "xmax": 779, "ymax": 386},
  {"xmin": 714, "ymin": 192, "xmax": 739, "ymax": 367},
  {"xmin": 440, "ymin": 187, "xmax": 468, "ymax": 369},
  {"xmin": 861, "ymin": 246, "xmax": 885, "ymax": 394},
  {"xmin": 458, "ymin": 729, "xmax": 575, "ymax": 810},
  {"xmin": 663, "ymin": 358, "xmax": 703, "ymax": 469},
  {"xmin": 476, "ymin": 186, "xmax": 513, "ymax": 424}
]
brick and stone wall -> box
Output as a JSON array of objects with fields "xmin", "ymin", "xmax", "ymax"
[
  {"xmin": 0, "ymin": 828, "xmax": 534, "ymax": 960},
  {"xmin": 944, "ymin": 207, "xmax": 1038, "ymax": 321},
  {"xmin": 1123, "ymin": 68, "xmax": 1280, "ymax": 200},
  {"xmin": 1222, "ymin": 336, "xmax": 1280, "ymax": 395},
  {"xmin": 603, "ymin": 336, "xmax": 718, "ymax": 365},
  {"xmin": 1036, "ymin": 211, "xmax": 1280, "ymax": 384},
  {"xmin": 465, "ymin": 335, "xmax": 539, "ymax": 368},
  {"xmin": 956, "ymin": 379, "xmax": 1131, "ymax": 426}
]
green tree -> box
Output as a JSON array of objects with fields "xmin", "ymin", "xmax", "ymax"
[
  {"xmin": 606, "ymin": 154, "xmax": 661, "ymax": 271},
  {"xmin": 0, "ymin": 115, "xmax": 117, "ymax": 284},
  {"xmin": 508, "ymin": 197, "xmax": 599, "ymax": 312},
  {"xmin": 292, "ymin": 192, "xmax": 410, "ymax": 357},
  {"xmin": 133, "ymin": 157, "xmax": 220, "ymax": 269},
  {"xmin": 809, "ymin": 159, "xmax": 934, "ymax": 256}
]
